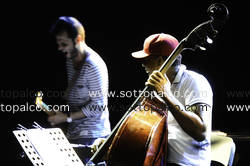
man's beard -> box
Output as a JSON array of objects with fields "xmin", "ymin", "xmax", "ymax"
[{"xmin": 70, "ymin": 48, "xmax": 78, "ymax": 60}]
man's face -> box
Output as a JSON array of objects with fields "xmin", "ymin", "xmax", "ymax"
[
  {"xmin": 142, "ymin": 56, "xmax": 163, "ymax": 75},
  {"xmin": 56, "ymin": 32, "xmax": 78, "ymax": 59}
]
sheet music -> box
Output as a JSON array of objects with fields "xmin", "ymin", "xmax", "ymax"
[{"xmin": 13, "ymin": 127, "xmax": 84, "ymax": 166}]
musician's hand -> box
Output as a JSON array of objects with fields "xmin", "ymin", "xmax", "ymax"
[
  {"xmin": 146, "ymin": 70, "xmax": 171, "ymax": 95},
  {"xmin": 48, "ymin": 111, "xmax": 67, "ymax": 126},
  {"xmin": 90, "ymin": 138, "xmax": 106, "ymax": 155}
]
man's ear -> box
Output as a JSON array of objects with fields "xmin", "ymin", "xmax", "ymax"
[
  {"xmin": 75, "ymin": 35, "xmax": 82, "ymax": 44},
  {"xmin": 157, "ymin": 56, "xmax": 165, "ymax": 66}
]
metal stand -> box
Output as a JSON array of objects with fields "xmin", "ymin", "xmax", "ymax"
[{"xmin": 13, "ymin": 123, "xmax": 84, "ymax": 166}]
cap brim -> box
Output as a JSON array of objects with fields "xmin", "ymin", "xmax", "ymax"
[{"xmin": 131, "ymin": 50, "xmax": 150, "ymax": 59}]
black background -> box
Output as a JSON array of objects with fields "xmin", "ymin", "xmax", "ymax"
[{"xmin": 1, "ymin": 1, "xmax": 249, "ymax": 165}]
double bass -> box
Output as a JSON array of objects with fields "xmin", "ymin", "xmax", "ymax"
[
  {"xmin": 107, "ymin": 97, "xmax": 169, "ymax": 166},
  {"xmin": 87, "ymin": 3, "xmax": 229, "ymax": 166}
]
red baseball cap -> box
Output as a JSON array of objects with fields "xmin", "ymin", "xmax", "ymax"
[{"xmin": 132, "ymin": 33, "xmax": 179, "ymax": 59}]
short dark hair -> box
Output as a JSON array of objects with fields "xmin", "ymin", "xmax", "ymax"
[{"xmin": 50, "ymin": 16, "xmax": 85, "ymax": 41}]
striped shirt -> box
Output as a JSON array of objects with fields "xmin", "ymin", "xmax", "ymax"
[{"xmin": 66, "ymin": 44, "xmax": 111, "ymax": 139}]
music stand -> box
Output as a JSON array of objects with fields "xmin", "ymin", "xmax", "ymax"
[{"xmin": 13, "ymin": 124, "xmax": 84, "ymax": 166}]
